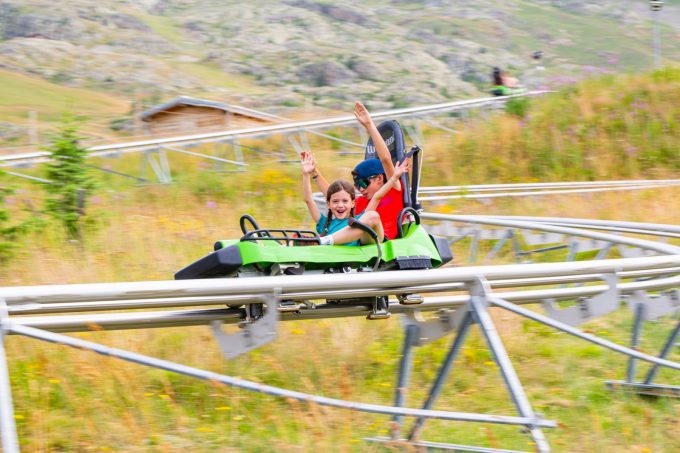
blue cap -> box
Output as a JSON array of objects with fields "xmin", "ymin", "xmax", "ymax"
[{"xmin": 352, "ymin": 159, "xmax": 384, "ymax": 179}]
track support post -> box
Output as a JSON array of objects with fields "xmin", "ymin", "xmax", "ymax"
[
  {"xmin": 385, "ymin": 280, "xmax": 554, "ymax": 452},
  {"xmin": 606, "ymin": 290, "xmax": 680, "ymax": 397},
  {"xmin": 0, "ymin": 299, "xmax": 19, "ymax": 453},
  {"xmin": 408, "ymin": 309, "xmax": 474, "ymax": 441},
  {"xmin": 468, "ymin": 278, "xmax": 551, "ymax": 453},
  {"xmin": 390, "ymin": 324, "xmax": 418, "ymax": 439},
  {"xmin": 626, "ymin": 303, "xmax": 646, "ymax": 383}
]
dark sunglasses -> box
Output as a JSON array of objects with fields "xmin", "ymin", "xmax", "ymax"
[{"xmin": 353, "ymin": 174, "xmax": 379, "ymax": 189}]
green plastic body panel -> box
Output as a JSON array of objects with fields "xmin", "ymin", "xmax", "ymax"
[{"xmin": 216, "ymin": 224, "xmax": 443, "ymax": 271}]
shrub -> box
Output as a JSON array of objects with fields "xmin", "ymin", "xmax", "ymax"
[{"xmin": 504, "ymin": 96, "xmax": 531, "ymax": 118}]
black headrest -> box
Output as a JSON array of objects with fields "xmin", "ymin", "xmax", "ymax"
[
  {"xmin": 364, "ymin": 120, "xmax": 412, "ymax": 207},
  {"xmin": 364, "ymin": 120, "xmax": 406, "ymax": 164}
]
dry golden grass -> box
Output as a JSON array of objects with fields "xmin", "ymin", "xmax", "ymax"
[{"xmin": 3, "ymin": 180, "xmax": 679, "ymax": 452}]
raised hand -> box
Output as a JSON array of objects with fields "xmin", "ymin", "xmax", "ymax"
[
  {"xmin": 353, "ymin": 101, "xmax": 374, "ymax": 129},
  {"xmin": 393, "ymin": 158, "xmax": 410, "ymax": 179},
  {"xmin": 300, "ymin": 151, "xmax": 316, "ymax": 175}
]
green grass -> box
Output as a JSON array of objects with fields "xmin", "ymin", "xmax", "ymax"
[
  {"xmin": 0, "ymin": 70, "xmax": 127, "ymax": 118},
  {"xmin": 132, "ymin": 12, "xmax": 188, "ymax": 47},
  {"xmin": 0, "ymin": 69, "xmax": 129, "ymax": 141},
  {"xmin": 174, "ymin": 62, "xmax": 266, "ymax": 96},
  {"xmin": 511, "ymin": 0, "xmax": 680, "ymax": 69}
]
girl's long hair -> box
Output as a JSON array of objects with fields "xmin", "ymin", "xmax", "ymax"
[{"xmin": 321, "ymin": 179, "xmax": 355, "ymax": 236}]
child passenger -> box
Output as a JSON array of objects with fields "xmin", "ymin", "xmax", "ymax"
[{"xmin": 300, "ymin": 151, "xmax": 407, "ymax": 246}]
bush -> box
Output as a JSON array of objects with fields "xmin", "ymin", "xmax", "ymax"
[
  {"xmin": 0, "ymin": 186, "xmax": 18, "ymax": 262},
  {"xmin": 504, "ymin": 96, "xmax": 531, "ymax": 118},
  {"xmin": 0, "ymin": 180, "xmax": 39, "ymax": 263}
]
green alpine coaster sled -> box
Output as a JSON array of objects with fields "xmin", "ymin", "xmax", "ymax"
[{"xmin": 175, "ymin": 120, "xmax": 453, "ymax": 318}]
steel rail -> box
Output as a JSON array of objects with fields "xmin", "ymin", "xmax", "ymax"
[
  {"xmin": 7, "ymin": 266, "xmax": 680, "ymax": 316},
  {"xmin": 418, "ymin": 179, "xmax": 680, "ymax": 194},
  {"xmin": 421, "ymin": 214, "xmax": 680, "ymax": 255},
  {"xmin": 418, "ymin": 182, "xmax": 680, "ymax": 201},
  {"xmin": 8, "ymin": 323, "xmax": 555, "ymax": 428},
  {"xmin": 7, "ymin": 273, "xmax": 680, "ymax": 333},
  {"xmin": 2, "ymin": 255, "xmax": 680, "ymax": 306},
  {"xmin": 475, "ymin": 215, "xmax": 680, "ymax": 235},
  {"xmin": 0, "ymin": 93, "xmax": 544, "ymax": 166},
  {"xmin": 442, "ymin": 215, "xmax": 680, "ymax": 239}
]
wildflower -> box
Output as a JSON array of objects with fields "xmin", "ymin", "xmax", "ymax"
[{"xmin": 624, "ymin": 145, "xmax": 638, "ymax": 157}]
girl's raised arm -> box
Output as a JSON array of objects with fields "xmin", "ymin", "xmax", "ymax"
[{"xmin": 300, "ymin": 151, "xmax": 321, "ymax": 223}]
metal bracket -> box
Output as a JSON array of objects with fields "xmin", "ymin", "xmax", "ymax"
[
  {"xmin": 541, "ymin": 273, "xmax": 620, "ymax": 326},
  {"xmin": 145, "ymin": 148, "xmax": 172, "ymax": 183},
  {"xmin": 484, "ymin": 228, "xmax": 514, "ymax": 261},
  {"xmin": 617, "ymin": 245, "xmax": 656, "ymax": 258},
  {"xmin": 522, "ymin": 230, "xmax": 565, "ymax": 246},
  {"xmin": 467, "ymin": 277, "xmax": 493, "ymax": 304},
  {"xmin": 568, "ymin": 236, "xmax": 610, "ymax": 254},
  {"xmin": 286, "ymin": 132, "xmax": 309, "ymax": 156},
  {"xmin": 211, "ymin": 293, "xmax": 279, "ymax": 359},
  {"xmin": 626, "ymin": 289, "xmax": 680, "ymax": 321},
  {"xmin": 367, "ymin": 296, "xmax": 391, "ymax": 320},
  {"xmin": 0, "ymin": 298, "xmax": 8, "ymax": 338},
  {"xmin": 401, "ymin": 308, "xmax": 469, "ymax": 346}
]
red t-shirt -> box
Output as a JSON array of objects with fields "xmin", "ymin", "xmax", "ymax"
[{"xmin": 355, "ymin": 186, "xmax": 404, "ymax": 240}]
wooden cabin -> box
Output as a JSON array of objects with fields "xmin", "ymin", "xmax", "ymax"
[{"xmin": 140, "ymin": 96, "xmax": 280, "ymax": 135}]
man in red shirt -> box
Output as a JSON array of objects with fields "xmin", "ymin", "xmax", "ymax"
[{"xmin": 311, "ymin": 101, "xmax": 408, "ymax": 242}]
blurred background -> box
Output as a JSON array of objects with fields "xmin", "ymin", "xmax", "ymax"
[
  {"xmin": 0, "ymin": 0, "xmax": 678, "ymax": 148},
  {"xmin": 0, "ymin": 1, "xmax": 679, "ymax": 452}
]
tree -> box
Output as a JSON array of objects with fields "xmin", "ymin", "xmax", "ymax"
[
  {"xmin": 0, "ymin": 174, "xmax": 35, "ymax": 263},
  {"xmin": 43, "ymin": 116, "xmax": 94, "ymax": 239},
  {"xmin": 0, "ymin": 184, "xmax": 18, "ymax": 262}
]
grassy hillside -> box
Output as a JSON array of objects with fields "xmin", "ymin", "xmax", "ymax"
[
  {"xmin": 429, "ymin": 67, "xmax": 680, "ymax": 184},
  {"xmin": 1, "ymin": 0, "xmax": 680, "ymax": 148},
  {"xmin": 0, "ymin": 70, "xmax": 130, "ymax": 146},
  {"xmin": 0, "ymin": 71, "xmax": 679, "ymax": 451}
]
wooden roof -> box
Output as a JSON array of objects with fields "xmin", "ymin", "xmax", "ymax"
[{"xmin": 140, "ymin": 96, "xmax": 281, "ymax": 122}]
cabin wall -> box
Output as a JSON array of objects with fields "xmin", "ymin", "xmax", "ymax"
[{"xmin": 143, "ymin": 105, "xmax": 269, "ymax": 135}]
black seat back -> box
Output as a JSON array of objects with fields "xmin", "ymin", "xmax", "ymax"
[{"xmin": 364, "ymin": 120, "xmax": 421, "ymax": 211}]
